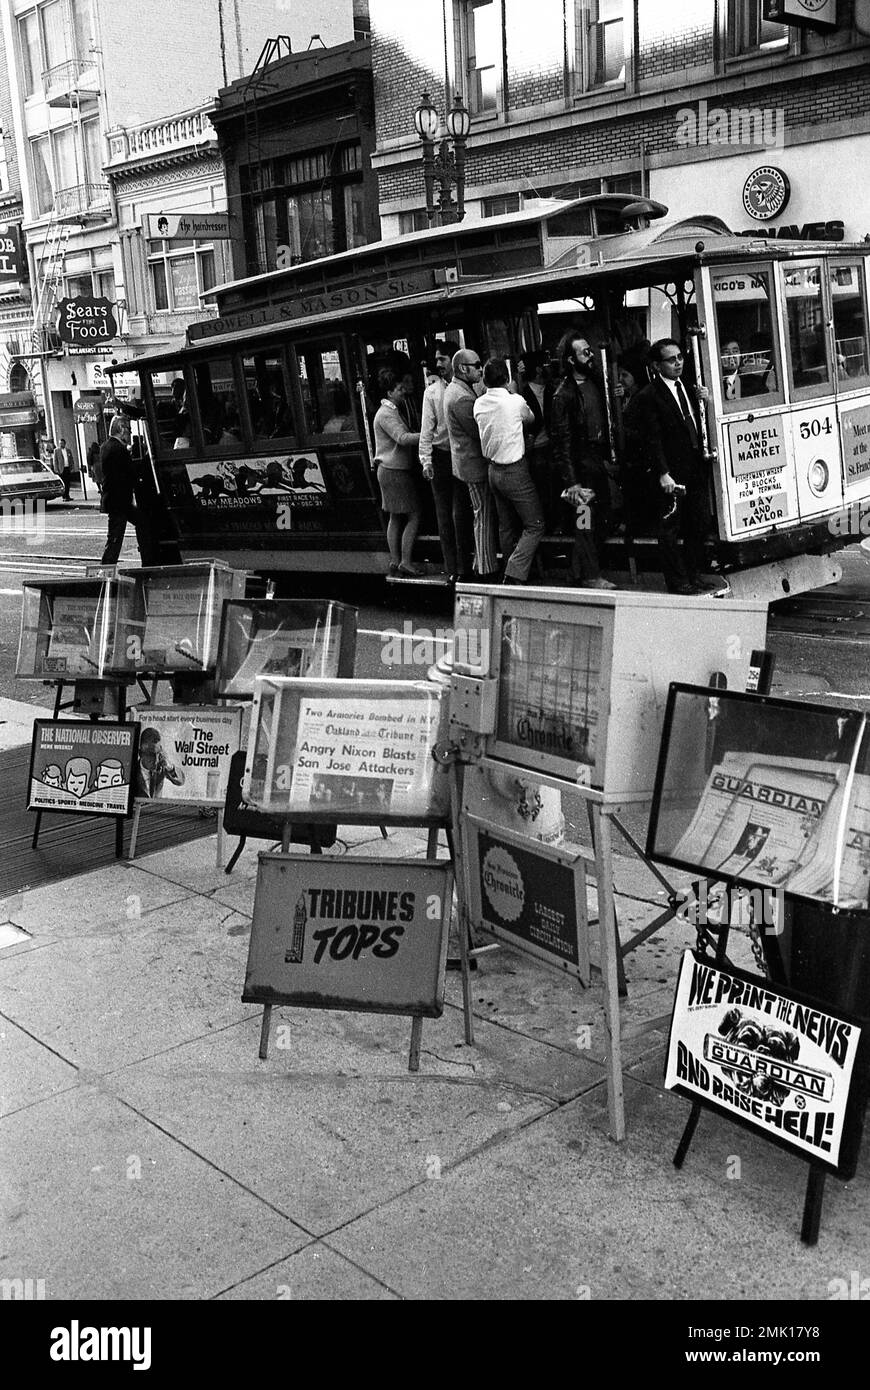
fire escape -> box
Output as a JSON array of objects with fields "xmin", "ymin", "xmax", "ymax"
[{"xmin": 30, "ymin": 22, "xmax": 110, "ymax": 362}]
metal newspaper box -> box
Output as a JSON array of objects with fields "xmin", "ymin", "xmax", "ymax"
[{"xmin": 450, "ymin": 585, "xmax": 769, "ymax": 797}]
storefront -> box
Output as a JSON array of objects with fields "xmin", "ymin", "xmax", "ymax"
[
  {"xmin": 0, "ymin": 390, "xmax": 41, "ymax": 460},
  {"xmin": 650, "ymin": 133, "xmax": 870, "ymax": 246}
]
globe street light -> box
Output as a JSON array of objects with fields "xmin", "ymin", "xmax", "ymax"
[{"xmin": 413, "ymin": 91, "xmax": 471, "ymax": 226}]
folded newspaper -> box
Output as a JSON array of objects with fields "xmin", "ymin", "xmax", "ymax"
[{"xmin": 671, "ymin": 751, "xmax": 870, "ymax": 909}]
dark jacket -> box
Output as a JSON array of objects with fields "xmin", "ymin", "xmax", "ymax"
[
  {"xmin": 623, "ymin": 377, "xmax": 704, "ymax": 485},
  {"xmin": 99, "ymin": 438, "xmax": 135, "ymax": 513},
  {"xmin": 549, "ymin": 373, "xmax": 608, "ymax": 486}
]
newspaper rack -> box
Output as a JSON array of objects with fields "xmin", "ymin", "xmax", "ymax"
[
  {"xmin": 448, "ymin": 583, "xmax": 770, "ymax": 1141},
  {"xmin": 647, "ymin": 682, "xmax": 870, "ymax": 1244}
]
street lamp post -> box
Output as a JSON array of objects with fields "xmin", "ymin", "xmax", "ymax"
[{"xmin": 413, "ymin": 92, "xmax": 471, "ymax": 226}]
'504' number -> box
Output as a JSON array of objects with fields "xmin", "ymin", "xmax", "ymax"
[{"xmin": 800, "ymin": 417, "xmax": 833, "ymax": 440}]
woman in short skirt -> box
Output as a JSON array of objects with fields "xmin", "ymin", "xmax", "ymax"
[{"xmin": 373, "ymin": 367, "xmax": 423, "ymax": 576}]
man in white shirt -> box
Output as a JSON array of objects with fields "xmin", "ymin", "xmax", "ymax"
[
  {"xmin": 419, "ymin": 340, "xmax": 474, "ymax": 581},
  {"xmin": 473, "ymin": 358, "xmax": 544, "ymax": 585}
]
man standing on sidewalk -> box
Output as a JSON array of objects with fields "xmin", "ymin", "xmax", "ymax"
[
  {"xmin": 444, "ymin": 348, "xmax": 499, "ymax": 582},
  {"xmin": 100, "ymin": 416, "xmax": 139, "ymax": 566},
  {"xmin": 53, "ymin": 437, "xmax": 75, "ymax": 502},
  {"xmin": 473, "ymin": 358, "xmax": 544, "ymax": 586},
  {"xmin": 419, "ymin": 340, "xmax": 474, "ymax": 582}
]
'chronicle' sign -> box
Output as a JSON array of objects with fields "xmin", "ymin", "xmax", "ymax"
[
  {"xmin": 243, "ymin": 855, "xmax": 453, "ymax": 1018},
  {"xmin": 666, "ymin": 951, "xmax": 868, "ymax": 1176},
  {"xmin": 27, "ymin": 720, "xmax": 139, "ymax": 817},
  {"xmin": 468, "ymin": 825, "xmax": 589, "ymax": 983}
]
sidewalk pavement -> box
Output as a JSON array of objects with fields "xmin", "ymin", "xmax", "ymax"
[{"xmin": 2, "ymin": 712, "xmax": 867, "ymax": 1301}]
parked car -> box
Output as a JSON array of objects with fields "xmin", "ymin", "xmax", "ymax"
[{"xmin": 0, "ymin": 456, "xmax": 64, "ymax": 503}]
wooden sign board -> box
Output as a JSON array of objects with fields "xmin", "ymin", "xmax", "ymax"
[
  {"xmin": 666, "ymin": 951, "xmax": 870, "ymax": 1178},
  {"xmin": 243, "ymin": 855, "xmax": 453, "ymax": 1018},
  {"xmin": 28, "ymin": 720, "xmax": 139, "ymax": 817}
]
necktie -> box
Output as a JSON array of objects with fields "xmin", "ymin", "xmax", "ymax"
[
  {"xmin": 677, "ymin": 382, "xmax": 699, "ymax": 449},
  {"xmin": 726, "ymin": 378, "xmax": 735, "ymax": 400}
]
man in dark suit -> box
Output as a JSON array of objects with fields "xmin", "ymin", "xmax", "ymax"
[{"xmin": 623, "ymin": 337, "xmax": 719, "ymax": 595}]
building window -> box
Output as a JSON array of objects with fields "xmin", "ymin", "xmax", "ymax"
[
  {"xmin": 63, "ymin": 249, "xmax": 115, "ymax": 301},
  {"xmin": 29, "ymin": 136, "xmax": 53, "ymax": 215},
  {"xmin": 82, "ymin": 118, "xmax": 104, "ymax": 185},
  {"xmin": 461, "ymin": 0, "xmax": 502, "ymax": 114},
  {"xmin": 19, "ymin": 11, "xmax": 42, "ymax": 97},
  {"xmin": 148, "ymin": 239, "xmax": 216, "ymax": 312},
  {"xmin": 41, "ymin": 0, "xmax": 70, "ymax": 75},
  {"xmin": 242, "ymin": 143, "xmax": 366, "ymax": 275},
  {"xmin": 482, "ymin": 192, "xmax": 521, "ymax": 217},
  {"xmin": 398, "ymin": 209, "xmax": 430, "ymax": 235},
  {"xmin": 574, "ymin": 0, "xmax": 626, "ymax": 91},
  {"xmin": 727, "ymin": 0, "xmax": 789, "ymax": 57}
]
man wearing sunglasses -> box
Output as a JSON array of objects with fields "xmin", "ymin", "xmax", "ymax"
[
  {"xmin": 444, "ymin": 348, "xmax": 500, "ymax": 581},
  {"xmin": 624, "ymin": 337, "xmax": 720, "ymax": 595}
]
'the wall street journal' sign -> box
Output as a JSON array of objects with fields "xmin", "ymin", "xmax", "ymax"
[{"xmin": 187, "ymin": 271, "xmax": 439, "ymax": 342}]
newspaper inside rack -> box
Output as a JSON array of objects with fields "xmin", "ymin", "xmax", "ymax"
[{"xmin": 671, "ymin": 751, "xmax": 870, "ymax": 909}]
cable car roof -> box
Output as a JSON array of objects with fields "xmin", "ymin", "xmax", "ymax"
[{"xmin": 108, "ymin": 217, "xmax": 870, "ymax": 375}]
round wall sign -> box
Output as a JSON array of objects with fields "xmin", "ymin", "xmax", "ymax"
[{"xmin": 742, "ymin": 167, "xmax": 791, "ymax": 222}]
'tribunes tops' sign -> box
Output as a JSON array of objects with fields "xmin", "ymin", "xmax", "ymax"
[{"xmin": 57, "ymin": 297, "xmax": 118, "ymax": 348}]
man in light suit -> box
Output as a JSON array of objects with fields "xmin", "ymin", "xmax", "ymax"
[
  {"xmin": 623, "ymin": 338, "xmax": 719, "ymax": 595},
  {"xmin": 53, "ymin": 437, "xmax": 75, "ymax": 501}
]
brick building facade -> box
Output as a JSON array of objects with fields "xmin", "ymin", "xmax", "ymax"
[{"xmin": 370, "ymin": 0, "xmax": 870, "ymax": 243}]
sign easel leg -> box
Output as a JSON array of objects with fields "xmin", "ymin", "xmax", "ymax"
[
  {"xmin": 127, "ymin": 803, "xmax": 142, "ymax": 861},
  {"xmin": 259, "ymin": 1004, "xmax": 273, "ymax": 1060},
  {"xmin": 593, "ymin": 805, "xmax": 625, "ymax": 1141},
  {"xmin": 408, "ymin": 1014, "xmax": 423, "ymax": 1072},
  {"xmin": 115, "ymin": 816, "xmax": 124, "ymax": 860},
  {"xmin": 225, "ymin": 835, "xmax": 247, "ymax": 874},
  {"xmin": 587, "ymin": 802, "xmax": 627, "ymax": 997},
  {"xmin": 801, "ymin": 1165, "xmax": 827, "ymax": 1246}
]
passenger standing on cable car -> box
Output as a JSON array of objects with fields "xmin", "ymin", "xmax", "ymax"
[
  {"xmin": 419, "ymin": 340, "xmax": 474, "ymax": 582},
  {"xmin": 550, "ymin": 331, "xmax": 617, "ymax": 590},
  {"xmin": 444, "ymin": 348, "xmax": 499, "ymax": 582},
  {"xmin": 623, "ymin": 337, "xmax": 719, "ymax": 595},
  {"xmin": 373, "ymin": 368, "xmax": 423, "ymax": 578}
]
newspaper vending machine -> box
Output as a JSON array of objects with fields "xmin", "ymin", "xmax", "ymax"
[{"xmin": 448, "ymin": 584, "xmax": 769, "ymax": 1139}]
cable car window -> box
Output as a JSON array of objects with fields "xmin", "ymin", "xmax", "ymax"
[
  {"xmin": 148, "ymin": 367, "xmax": 190, "ymax": 453},
  {"xmin": 831, "ymin": 263, "xmax": 870, "ymax": 385},
  {"xmin": 296, "ymin": 341, "xmax": 357, "ymax": 438},
  {"xmin": 193, "ymin": 358, "xmax": 243, "ymax": 449},
  {"xmin": 242, "ymin": 352, "xmax": 296, "ymax": 444},
  {"xmin": 784, "ymin": 263, "xmax": 831, "ymax": 395},
  {"xmin": 711, "ymin": 266, "xmax": 781, "ymax": 408}
]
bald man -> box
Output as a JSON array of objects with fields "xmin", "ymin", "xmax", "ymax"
[{"xmin": 444, "ymin": 349, "xmax": 499, "ymax": 581}]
